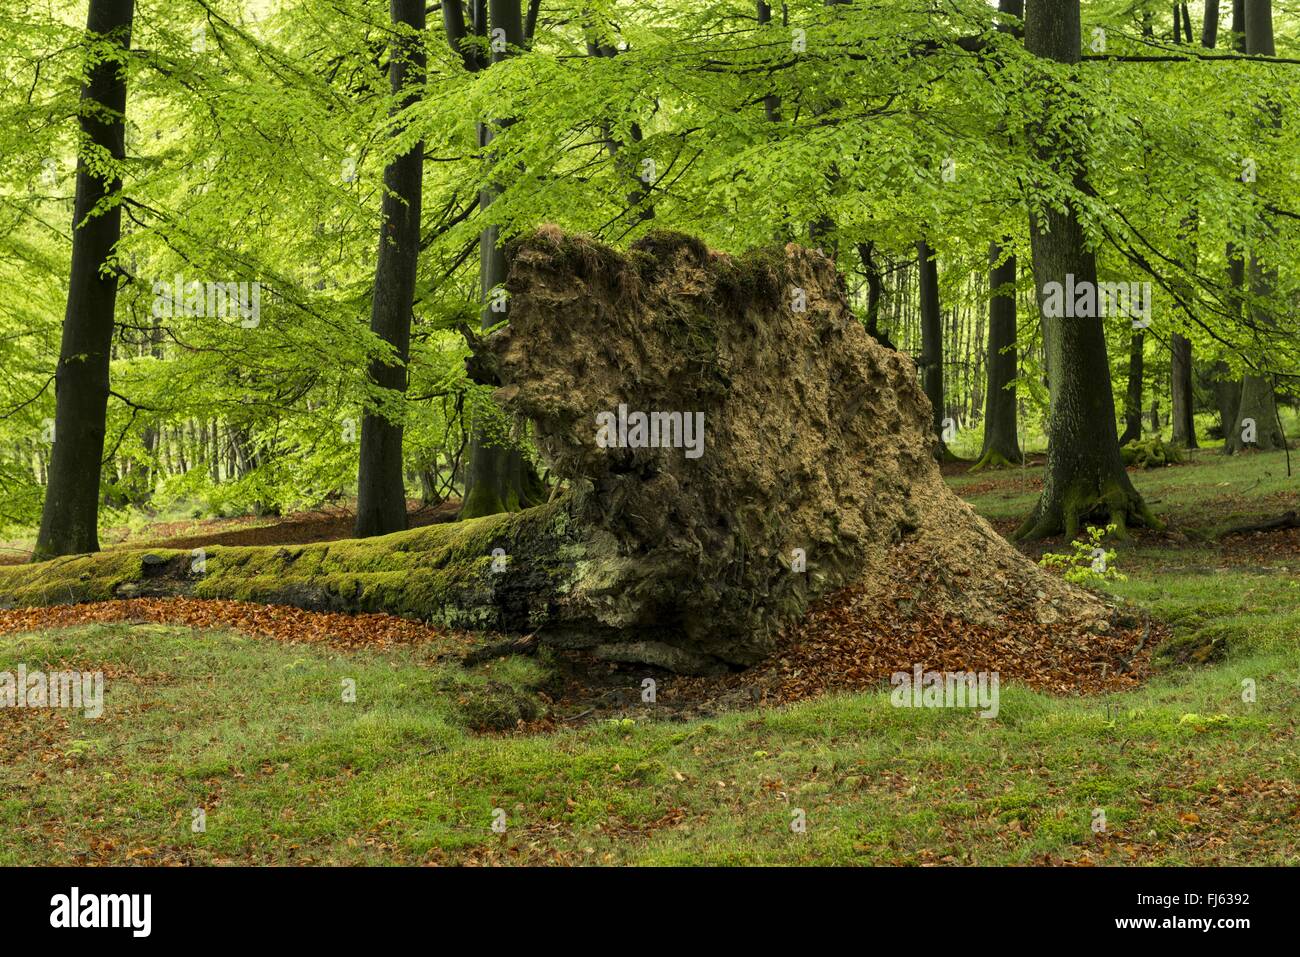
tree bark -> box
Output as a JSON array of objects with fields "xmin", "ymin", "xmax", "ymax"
[
  {"xmin": 973, "ymin": 241, "xmax": 1021, "ymax": 469},
  {"xmin": 1016, "ymin": 0, "xmax": 1158, "ymax": 540},
  {"xmin": 1170, "ymin": 333, "xmax": 1197, "ymax": 447},
  {"xmin": 355, "ymin": 0, "xmax": 427, "ymax": 537},
  {"xmin": 456, "ymin": 0, "xmax": 545, "ymax": 519},
  {"xmin": 757, "ymin": 2, "xmax": 782, "ymax": 122},
  {"xmin": 33, "ymin": 0, "xmax": 135, "ymax": 560},
  {"xmin": 1202, "ymin": 0, "xmax": 1220, "ymax": 47},
  {"xmin": 916, "ymin": 239, "xmax": 948, "ymax": 458},
  {"xmin": 1118, "ymin": 332, "xmax": 1144, "ymax": 445},
  {"xmin": 1225, "ymin": 0, "xmax": 1283, "ymax": 454}
]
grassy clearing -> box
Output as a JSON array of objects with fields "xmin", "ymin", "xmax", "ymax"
[
  {"xmin": 1, "ymin": 623, "xmax": 1296, "ymax": 865},
  {"xmin": 2, "ymin": 450, "xmax": 1298, "ymax": 865}
]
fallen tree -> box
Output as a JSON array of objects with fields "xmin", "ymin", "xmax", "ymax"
[{"xmin": 0, "ymin": 228, "xmax": 1109, "ymax": 673}]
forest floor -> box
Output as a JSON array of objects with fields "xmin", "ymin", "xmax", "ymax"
[{"xmin": 1, "ymin": 448, "xmax": 1298, "ymax": 865}]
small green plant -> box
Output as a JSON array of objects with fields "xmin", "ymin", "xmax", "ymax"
[{"xmin": 1039, "ymin": 524, "xmax": 1126, "ymax": 586}]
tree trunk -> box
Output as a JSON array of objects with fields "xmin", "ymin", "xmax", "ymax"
[
  {"xmin": 973, "ymin": 241, "xmax": 1021, "ymax": 469},
  {"xmin": 1202, "ymin": 0, "xmax": 1220, "ymax": 47},
  {"xmin": 856, "ymin": 241, "xmax": 896, "ymax": 349},
  {"xmin": 355, "ymin": 0, "xmax": 426, "ymax": 537},
  {"xmin": 916, "ymin": 239, "xmax": 948, "ymax": 458},
  {"xmin": 1211, "ymin": 362, "xmax": 1241, "ymax": 441},
  {"xmin": 1226, "ymin": 375, "xmax": 1284, "ymax": 451},
  {"xmin": 456, "ymin": 0, "xmax": 544, "ymax": 519},
  {"xmin": 1170, "ymin": 333, "xmax": 1197, "ymax": 447},
  {"xmin": 1016, "ymin": 0, "xmax": 1157, "ymax": 540},
  {"xmin": 1223, "ymin": 0, "xmax": 1283, "ymax": 454},
  {"xmin": 757, "ymin": 2, "xmax": 782, "ymax": 122},
  {"xmin": 1118, "ymin": 332, "xmax": 1144, "ymax": 445},
  {"xmin": 33, "ymin": 0, "xmax": 135, "ymax": 560}
]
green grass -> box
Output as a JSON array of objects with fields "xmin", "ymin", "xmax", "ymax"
[
  {"xmin": 2, "ymin": 621, "xmax": 1297, "ymax": 865},
  {"xmin": 951, "ymin": 446, "xmax": 1299, "ymax": 534},
  {"xmin": 2, "ymin": 448, "xmax": 1299, "ymax": 865}
]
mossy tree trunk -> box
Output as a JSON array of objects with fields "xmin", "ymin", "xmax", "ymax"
[
  {"xmin": 1016, "ymin": 0, "xmax": 1158, "ymax": 541},
  {"xmin": 33, "ymin": 0, "xmax": 135, "ymax": 560},
  {"xmin": 355, "ymin": 0, "xmax": 426, "ymax": 538},
  {"xmin": 5, "ymin": 230, "xmax": 1119, "ymax": 673},
  {"xmin": 972, "ymin": 241, "xmax": 1021, "ymax": 470}
]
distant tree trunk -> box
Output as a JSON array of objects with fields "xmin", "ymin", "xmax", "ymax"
[
  {"xmin": 1016, "ymin": 0, "xmax": 1157, "ymax": 540},
  {"xmin": 1119, "ymin": 332, "xmax": 1144, "ymax": 445},
  {"xmin": 355, "ymin": 0, "xmax": 426, "ymax": 537},
  {"xmin": 585, "ymin": 25, "xmax": 652, "ymax": 223},
  {"xmin": 757, "ymin": 2, "xmax": 782, "ymax": 122},
  {"xmin": 973, "ymin": 241, "xmax": 1021, "ymax": 469},
  {"xmin": 1227, "ymin": 376, "xmax": 1284, "ymax": 451},
  {"xmin": 1212, "ymin": 362, "xmax": 1241, "ymax": 441},
  {"xmin": 1226, "ymin": 0, "xmax": 1283, "ymax": 454},
  {"xmin": 916, "ymin": 239, "xmax": 948, "ymax": 458},
  {"xmin": 856, "ymin": 242, "xmax": 896, "ymax": 349},
  {"xmin": 1202, "ymin": 0, "xmax": 1220, "ymax": 47},
  {"xmin": 1164, "ymin": 0, "xmax": 1219, "ymax": 451},
  {"xmin": 33, "ymin": 0, "xmax": 135, "ymax": 560},
  {"xmin": 458, "ymin": 0, "xmax": 548, "ymax": 518},
  {"xmin": 1170, "ymin": 333, "xmax": 1197, "ymax": 447},
  {"xmin": 971, "ymin": 0, "xmax": 1024, "ymax": 473}
]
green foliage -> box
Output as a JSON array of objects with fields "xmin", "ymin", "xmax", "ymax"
[{"xmin": 1039, "ymin": 523, "xmax": 1126, "ymax": 586}]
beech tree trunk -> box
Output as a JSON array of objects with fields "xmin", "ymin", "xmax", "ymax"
[
  {"xmin": 1119, "ymin": 332, "xmax": 1144, "ymax": 445},
  {"xmin": 1016, "ymin": 0, "xmax": 1157, "ymax": 540},
  {"xmin": 973, "ymin": 241, "xmax": 1021, "ymax": 469},
  {"xmin": 1226, "ymin": 0, "xmax": 1283, "ymax": 454},
  {"xmin": 33, "ymin": 0, "xmax": 135, "ymax": 560},
  {"xmin": 916, "ymin": 239, "xmax": 948, "ymax": 458},
  {"xmin": 1170, "ymin": 333, "xmax": 1198, "ymax": 447},
  {"xmin": 1202, "ymin": 0, "xmax": 1220, "ymax": 48},
  {"xmin": 454, "ymin": 0, "xmax": 546, "ymax": 519},
  {"xmin": 355, "ymin": 0, "xmax": 426, "ymax": 537}
]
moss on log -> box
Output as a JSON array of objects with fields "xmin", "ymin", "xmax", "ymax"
[{"xmin": 0, "ymin": 500, "xmax": 587, "ymax": 633}]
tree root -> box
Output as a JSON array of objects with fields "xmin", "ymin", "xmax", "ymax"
[
  {"xmin": 968, "ymin": 449, "xmax": 1022, "ymax": 472},
  {"xmin": 1014, "ymin": 479, "xmax": 1162, "ymax": 542}
]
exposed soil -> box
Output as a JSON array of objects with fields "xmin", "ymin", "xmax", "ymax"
[{"xmin": 475, "ymin": 229, "xmax": 1110, "ymax": 668}]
